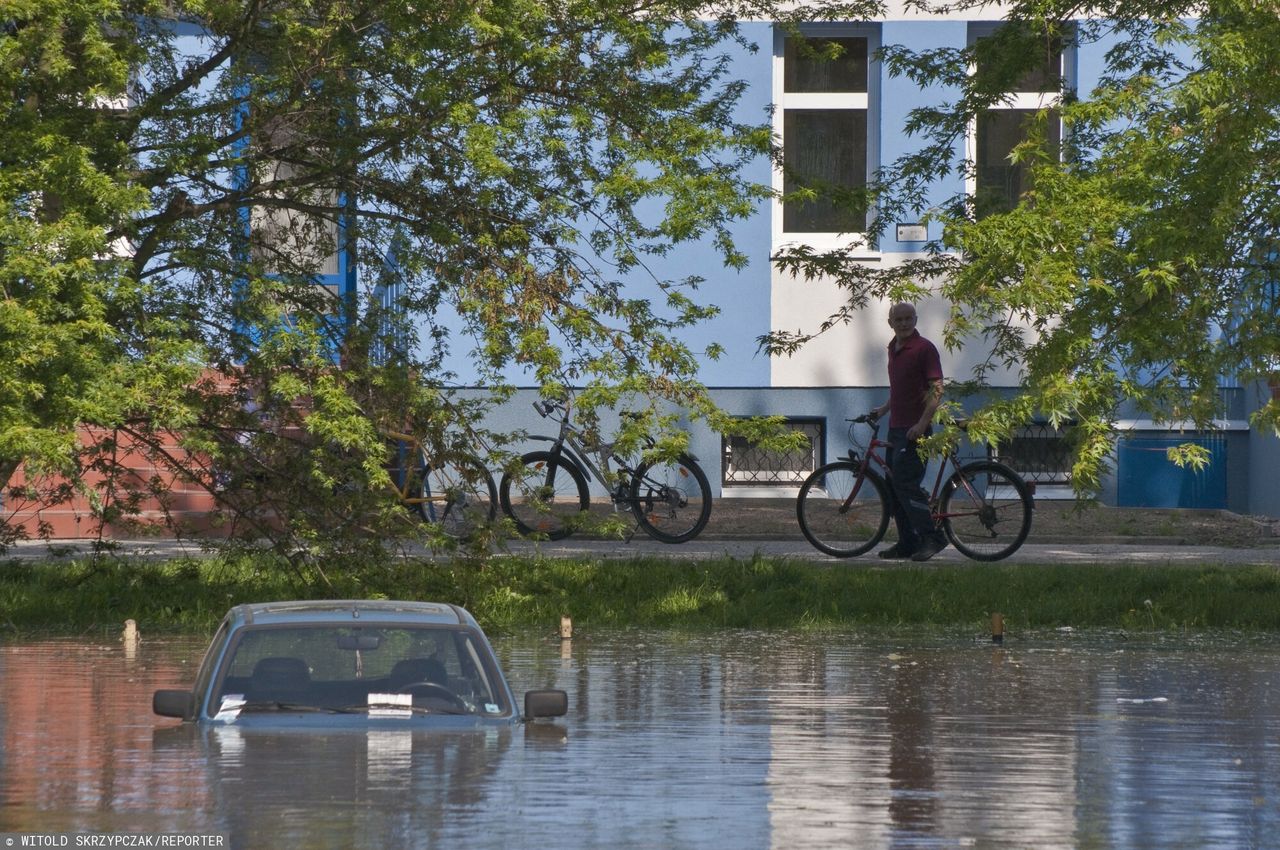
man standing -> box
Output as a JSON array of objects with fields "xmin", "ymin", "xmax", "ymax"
[{"xmin": 870, "ymin": 303, "xmax": 947, "ymax": 561}]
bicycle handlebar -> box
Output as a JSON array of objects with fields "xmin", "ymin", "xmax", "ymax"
[{"xmin": 535, "ymin": 399, "xmax": 642, "ymax": 426}]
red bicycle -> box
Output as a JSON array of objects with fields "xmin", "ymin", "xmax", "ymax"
[{"xmin": 796, "ymin": 414, "xmax": 1034, "ymax": 560}]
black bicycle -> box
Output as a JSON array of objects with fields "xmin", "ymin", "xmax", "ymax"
[
  {"xmin": 498, "ymin": 399, "xmax": 712, "ymax": 543},
  {"xmin": 796, "ymin": 414, "xmax": 1034, "ymax": 560}
]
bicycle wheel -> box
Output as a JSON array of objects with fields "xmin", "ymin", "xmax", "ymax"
[
  {"xmin": 629, "ymin": 454, "xmax": 712, "ymax": 543},
  {"xmin": 796, "ymin": 462, "xmax": 891, "ymax": 557},
  {"xmin": 940, "ymin": 460, "xmax": 1033, "ymax": 561},
  {"xmin": 418, "ymin": 453, "xmax": 497, "ymax": 540},
  {"xmin": 498, "ymin": 450, "xmax": 590, "ymax": 540}
]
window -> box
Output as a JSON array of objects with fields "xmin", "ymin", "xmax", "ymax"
[
  {"xmin": 972, "ymin": 24, "xmax": 1064, "ymax": 93},
  {"xmin": 968, "ymin": 23, "xmax": 1068, "ymax": 218},
  {"xmin": 248, "ymin": 118, "xmax": 343, "ymax": 280},
  {"xmin": 783, "ymin": 110, "xmax": 868, "ymax": 232},
  {"xmin": 722, "ymin": 418, "xmax": 825, "ymax": 488},
  {"xmin": 975, "ymin": 110, "xmax": 1061, "ymax": 218},
  {"xmin": 993, "ymin": 421, "xmax": 1074, "ymax": 492},
  {"xmin": 784, "ymin": 35, "xmax": 868, "ymax": 93},
  {"xmin": 214, "ymin": 625, "xmax": 509, "ymax": 715},
  {"xmin": 776, "ymin": 30, "xmax": 876, "ymax": 238}
]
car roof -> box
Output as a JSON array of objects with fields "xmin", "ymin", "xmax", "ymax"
[{"xmin": 225, "ymin": 600, "xmax": 476, "ymax": 629}]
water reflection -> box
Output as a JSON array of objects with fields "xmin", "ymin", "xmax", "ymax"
[
  {"xmin": 1, "ymin": 630, "xmax": 1278, "ymax": 848},
  {"xmin": 168, "ymin": 725, "xmax": 519, "ymax": 850}
]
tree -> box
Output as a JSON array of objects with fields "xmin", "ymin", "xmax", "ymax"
[
  {"xmin": 2, "ymin": 0, "xmax": 875, "ymax": 558},
  {"xmin": 766, "ymin": 0, "xmax": 1280, "ymax": 491},
  {"xmin": 1, "ymin": 1, "xmax": 204, "ymax": 547}
]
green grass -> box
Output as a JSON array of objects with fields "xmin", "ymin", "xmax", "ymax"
[{"xmin": 3, "ymin": 553, "xmax": 1280, "ymax": 636}]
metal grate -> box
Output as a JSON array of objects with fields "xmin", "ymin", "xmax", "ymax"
[
  {"xmin": 993, "ymin": 421, "xmax": 1074, "ymax": 485},
  {"xmin": 722, "ymin": 419, "xmax": 825, "ymax": 487}
]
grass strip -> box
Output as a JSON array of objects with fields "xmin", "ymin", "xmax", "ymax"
[{"xmin": 2, "ymin": 554, "xmax": 1280, "ymax": 635}]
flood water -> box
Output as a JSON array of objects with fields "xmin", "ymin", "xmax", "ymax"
[{"xmin": 1, "ymin": 627, "xmax": 1278, "ymax": 849}]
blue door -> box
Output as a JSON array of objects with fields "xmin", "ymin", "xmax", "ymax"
[{"xmin": 1116, "ymin": 434, "xmax": 1227, "ymax": 509}]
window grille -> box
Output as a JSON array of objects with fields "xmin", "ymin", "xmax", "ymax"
[
  {"xmin": 993, "ymin": 421, "xmax": 1074, "ymax": 485},
  {"xmin": 722, "ymin": 419, "xmax": 825, "ymax": 487}
]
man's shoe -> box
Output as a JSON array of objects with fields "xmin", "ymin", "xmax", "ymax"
[
  {"xmin": 910, "ymin": 535, "xmax": 948, "ymax": 562},
  {"xmin": 877, "ymin": 543, "xmax": 915, "ymax": 559}
]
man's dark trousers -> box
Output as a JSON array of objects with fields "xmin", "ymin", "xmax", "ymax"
[{"xmin": 886, "ymin": 427, "xmax": 937, "ymax": 552}]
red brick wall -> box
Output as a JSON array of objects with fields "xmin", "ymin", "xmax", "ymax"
[{"xmin": 5, "ymin": 426, "xmax": 221, "ymax": 540}]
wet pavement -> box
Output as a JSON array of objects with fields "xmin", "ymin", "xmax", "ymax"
[
  {"xmin": 6, "ymin": 534, "xmax": 1280, "ymax": 566},
  {"xmin": 502, "ymin": 537, "xmax": 1280, "ymax": 566}
]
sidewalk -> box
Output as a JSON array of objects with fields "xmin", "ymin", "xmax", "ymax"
[
  {"xmin": 4, "ymin": 500, "xmax": 1278, "ymax": 566},
  {"xmin": 6, "ymin": 531, "xmax": 1280, "ymax": 568},
  {"xmin": 694, "ymin": 498, "xmax": 1280, "ymax": 547},
  {"xmin": 501, "ymin": 537, "xmax": 1280, "ymax": 566}
]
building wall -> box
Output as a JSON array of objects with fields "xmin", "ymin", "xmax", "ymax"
[
  {"xmin": 475, "ymin": 386, "xmax": 974, "ymax": 500},
  {"xmin": 4, "ymin": 427, "xmax": 224, "ymax": 539},
  {"xmin": 456, "ymin": 14, "xmax": 1280, "ymax": 516},
  {"xmin": 1248, "ymin": 384, "xmax": 1280, "ymax": 517},
  {"xmin": 15, "ymin": 12, "xmax": 1277, "ymax": 538},
  {"xmin": 651, "ymin": 22, "xmax": 777, "ymax": 389}
]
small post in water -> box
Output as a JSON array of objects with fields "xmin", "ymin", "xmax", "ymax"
[
  {"xmin": 991, "ymin": 612, "xmax": 1004, "ymax": 645},
  {"xmin": 560, "ymin": 615, "xmax": 573, "ymax": 640}
]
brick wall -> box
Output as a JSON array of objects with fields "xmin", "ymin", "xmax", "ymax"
[{"xmin": 4, "ymin": 426, "xmax": 222, "ymax": 540}]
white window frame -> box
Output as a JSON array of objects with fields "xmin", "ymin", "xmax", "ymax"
[
  {"xmin": 772, "ymin": 24, "xmax": 881, "ymax": 256},
  {"xmin": 964, "ymin": 22, "xmax": 1073, "ymax": 206}
]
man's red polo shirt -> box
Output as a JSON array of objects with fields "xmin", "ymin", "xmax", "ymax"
[{"xmin": 886, "ymin": 330, "xmax": 943, "ymax": 429}]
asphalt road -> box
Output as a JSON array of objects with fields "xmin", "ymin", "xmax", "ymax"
[
  {"xmin": 502, "ymin": 537, "xmax": 1280, "ymax": 566},
  {"xmin": 7, "ymin": 535, "xmax": 1280, "ymax": 566}
]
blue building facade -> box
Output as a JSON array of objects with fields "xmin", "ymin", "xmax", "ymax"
[
  {"xmin": 451, "ymin": 6, "xmax": 1280, "ymax": 516},
  {"xmin": 190, "ymin": 6, "xmax": 1269, "ymax": 515}
]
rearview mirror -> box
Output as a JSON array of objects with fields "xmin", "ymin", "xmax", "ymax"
[
  {"xmin": 153, "ymin": 689, "xmax": 194, "ymax": 719},
  {"xmin": 523, "ymin": 689, "xmax": 568, "ymax": 719},
  {"xmin": 337, "ymin": 634, "xmax": 382, "ymax": 651}
]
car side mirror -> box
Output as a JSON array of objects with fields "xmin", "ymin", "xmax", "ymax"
[
  {"xmin": 153, "ymin": 689, "xmax": 194, "ymax": 719},
  {"xmin": 523, "ymin": 689, "xmax": 568, "ymax": 719}
]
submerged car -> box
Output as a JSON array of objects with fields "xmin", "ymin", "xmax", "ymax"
[{"xmin": 153, "ymin": 600, "xmax": 568, "ymax": 728}]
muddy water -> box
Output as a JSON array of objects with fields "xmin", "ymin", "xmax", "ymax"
[{"xmin": 1, "ymin": 629, "xmax": 1277, "ymax": 849}]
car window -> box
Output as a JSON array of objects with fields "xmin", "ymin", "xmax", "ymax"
[
  {"xmin": 212, "ymin": 625, "xmax": 508, "ymax": 715},
  {"xmin": 190, "ymin": 618, "xmax": 232, "ymax": 714}
]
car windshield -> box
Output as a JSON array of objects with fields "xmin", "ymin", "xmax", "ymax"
[{"xmin": 210, "ymin": 625, "xmax": 508, "ymax": 718}]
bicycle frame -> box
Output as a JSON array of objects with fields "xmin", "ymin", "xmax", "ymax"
[
  {"xmin": 797, "ymin": 414, "xmax": 1034, "ymax": 561},
  {"xmin": 500, "ymin": 398, "xmax": 712, "ymax": 544},
  {"xmin": 378, "ymin": 427, "xmax": 499, "ymax": 539},
  {"xmin": 382, "ymin": 429, "xmax": 492, "ymax": 511},
  {"xmin": 842, "ymin": 419, "xmax": 986, "ymax": 521},
  {"xmin": 524, "ymin": 401, "xmax": 648, "ymax": 504}
]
